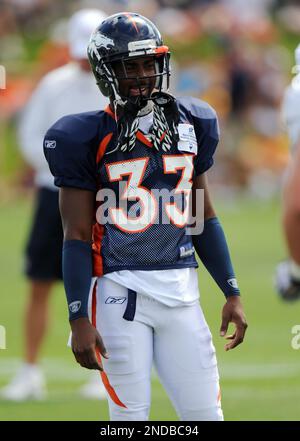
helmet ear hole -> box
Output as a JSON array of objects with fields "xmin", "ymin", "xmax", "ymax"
[{"xmin": 98, "ymin": 80, "xmax": 111, "ymax": 97}]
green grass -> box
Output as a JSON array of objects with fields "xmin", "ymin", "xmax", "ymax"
[{"xmin": 0, "ymin": 195, "xmax": 300, "ymax": 421}]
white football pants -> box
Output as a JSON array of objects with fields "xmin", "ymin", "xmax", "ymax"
[{"xmin": 91, "ymin": 276, "xmax": 223, "ymax": 421}]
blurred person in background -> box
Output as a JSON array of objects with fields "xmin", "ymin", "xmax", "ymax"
[
  {"xmin": 275, "ymin": 43, "xmax": 300, "ymax": 301},
  {"xmin": 0, "ymin": 8, "xmax": 109, "ymax": 401}
]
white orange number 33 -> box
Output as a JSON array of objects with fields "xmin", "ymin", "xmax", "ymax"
[{"xmin": 106, "ymin": 154, "xmax": 194, "ymax": 233}]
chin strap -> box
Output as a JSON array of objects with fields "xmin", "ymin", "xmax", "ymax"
[{"xmin": 106, "ymin": 92, "xmax": 179, "ymax": 155}]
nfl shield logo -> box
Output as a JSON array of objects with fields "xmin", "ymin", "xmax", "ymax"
[{"xmin": 69, "ymin": 301, "xmax": 81, "ymax": 313}]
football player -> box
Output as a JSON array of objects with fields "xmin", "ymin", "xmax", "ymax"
[
  {"xmin": 275, "ymin": 43, "xmax": 300, "ymax": 301},
  {"xmin": 44, "ymin": 12, "xmax": 247, "ymax": 420}
]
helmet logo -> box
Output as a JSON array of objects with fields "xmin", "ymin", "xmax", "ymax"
[
  {"xmin": 88, "ymin": 32, "xmax": 115, "ymax": 60},
  {"xmin": 94, "ymin": 33, "xmax": 115, "ymax": 49}
]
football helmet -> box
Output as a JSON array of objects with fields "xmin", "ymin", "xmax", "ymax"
[{"xmin": 87, "ymin": 12, "xmax": 170, "ymax": 102}]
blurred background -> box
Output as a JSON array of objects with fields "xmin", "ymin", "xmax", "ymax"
[{"xmin": 1, "ymin": 0, "xmax": 300, "ymax": 421}]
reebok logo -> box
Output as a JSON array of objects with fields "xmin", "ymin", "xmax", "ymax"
[
  {"xmin": 180, "ymin": 246, "xmax": 195, "ymax": 258},
  {"xmin": 44, "ymin": 140, "xmax": 56, "ymax": 149},
  {"xmin": 105, "ymin": 297, "xmax": 126, "ymax": 304}
]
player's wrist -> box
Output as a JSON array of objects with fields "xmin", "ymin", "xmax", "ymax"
[
  {"xmin": 69, "ymin": 315, "xmax": 89, "ymax": 322},
  {"xmin": 70, "ymin": 316, "xmax": 90, "ymax": 329},
  {"xmin": 226, "ymin": 293, "xmax": 241, "ymax": 302}
]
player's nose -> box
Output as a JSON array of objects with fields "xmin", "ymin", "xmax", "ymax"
[{"xmin": 135, "ymin": 62, "xmax": 147, "ymax": 78}]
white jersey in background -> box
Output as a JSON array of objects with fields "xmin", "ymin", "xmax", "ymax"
[
  {"xmin": 282, "ymin": 74, "xmax": 300, "ymax": 150},
  {"xmin": 282, "ymin": 44, "xmax": 300, "ymax": 151},
  {"xmin": 18, "ymin": 62, "xmax": 108, "ymax": 189}
]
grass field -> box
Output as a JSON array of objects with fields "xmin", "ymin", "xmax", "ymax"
[{"xmin": 0, "ymin": 195, "xmax": 300, "ymax": 421}]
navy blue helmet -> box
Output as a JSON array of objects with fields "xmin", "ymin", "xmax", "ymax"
[{"xmin": 87, "ymin": 12, "xmax": 171, "ymax": 100}]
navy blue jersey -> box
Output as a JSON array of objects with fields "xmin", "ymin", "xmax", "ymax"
[{"xmin": 44, "ymin": 97, "xmax": 219, "ymax": 276}]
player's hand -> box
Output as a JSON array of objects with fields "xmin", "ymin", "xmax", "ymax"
[
  {"xmin": 70, "ymin": 317, "xmax": 109, "ymax": 370},
  {"xmin": 220, "ymin": 296, "xmax": 248, "ymax": 351}
]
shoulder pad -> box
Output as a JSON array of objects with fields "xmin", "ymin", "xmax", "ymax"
[
  {"xmin": 49, "ymin": 110, "xmax": 114, "ymax": 144},
  {"xmin": 177, "ymin": 96, "xmax": 217, "ymax": 121}
]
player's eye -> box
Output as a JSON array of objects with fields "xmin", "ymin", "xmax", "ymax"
[
  {"xmin": 144, "ymin": 61, "xmax": 155, "ymax": 70},
  {"xmin": 125, "ymin": 63, "xmax": 135, "ymax": 70},
  {"xmin": 124, "ymin": 64, "xmax": 137, "ymax": 75}
]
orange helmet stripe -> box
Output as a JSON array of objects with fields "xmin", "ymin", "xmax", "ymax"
[{"xmin": 125, "ymin": 12, "xmax": 139, "ymax": 34}]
